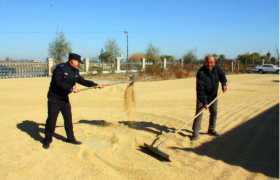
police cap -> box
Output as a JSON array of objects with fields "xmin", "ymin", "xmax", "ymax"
[{"xmin": 69, "ymin": 53, "xmax": 84, "ymax": 64}]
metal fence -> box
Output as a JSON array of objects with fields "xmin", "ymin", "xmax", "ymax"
[
  {"xmin": 120, "ymin": 62, "xmax": 141, "ymax": 70},
  {"xmin": 88, "ymin": 61, "xmax": 117, "ymax": 72},
  {"xmin": 1, "ymin": 59, "xmax": 260, "ymax": 79},
  {"xmin": 166, "ymin": 61, "xmax": 181, "ymax": 69},
  {"xmin": 0, "ymin": 63, "xmax": 48, "ymax": 79}
]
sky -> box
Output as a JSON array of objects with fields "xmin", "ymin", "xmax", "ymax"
[{"xmin": 0, "ymin": 0, "xmax": 279, "ymax": 61}]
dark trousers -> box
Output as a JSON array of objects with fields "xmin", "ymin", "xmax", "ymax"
[
  {"xmin": 192, "ymin": 98, "xmax": 218, "ymax": 136},
  {"xmin": 44, "ymin": 100, "xmax": 75, "ymax": 144}
]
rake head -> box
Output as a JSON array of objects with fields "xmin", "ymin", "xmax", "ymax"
[
  {"xmin": 144, "ymin": 143, "xmax": 170, "ymax": 161},
  {"xmin": 127, "ymin": 73, "xmax": 135, "ymax": 87}
]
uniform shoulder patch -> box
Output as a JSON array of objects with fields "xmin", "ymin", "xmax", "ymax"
[{"xmin": 59, "ymin": 64, "xmax": 65, "ymax": 67}]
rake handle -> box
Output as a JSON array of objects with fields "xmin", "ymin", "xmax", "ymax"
[
  {"xmin": 157, "ymin": 80, "xmax": 231, "ymax": 148},
  {"xmin": 79, "ymin": 73, "xmax": 135, "ymax": 92},
  {"xmin": 80, "ymin": 81, "xmax": 125, "ymax": 91}
]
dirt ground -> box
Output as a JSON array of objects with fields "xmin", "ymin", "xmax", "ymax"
[{"xmin": 0, "ymin": 74, "xmax": 279, "ymax": 180}]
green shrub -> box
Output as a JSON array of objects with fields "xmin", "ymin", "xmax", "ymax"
[{"xmin": 97, "ymin": 67, "xmax": 103, "ymax": 75}]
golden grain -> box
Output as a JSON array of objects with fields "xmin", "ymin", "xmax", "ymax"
[{"xmin": 124, "ymin": 84, "xmax": 135, "ymax": 116}]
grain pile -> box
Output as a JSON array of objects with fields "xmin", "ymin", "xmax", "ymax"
[{"xmin": 124, "ymin": 84, "xmax": 135, "ymax": 116}]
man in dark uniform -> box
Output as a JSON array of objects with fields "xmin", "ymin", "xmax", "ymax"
[
  {"xmin": 190, "ymin": 55, "xmax": 227, "ymax": 141},
  {"xmin": 43, "ymin": 53, "xmax": 104, "ymax": 149}
]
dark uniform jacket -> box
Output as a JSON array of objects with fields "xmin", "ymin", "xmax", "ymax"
[
  {"xmin": 196, "ymin": 65, "xmax": 227, "ymax": 105},
  {"xmin": 47, "ymin": 62, "xmax": 98, "ymax": 103}
]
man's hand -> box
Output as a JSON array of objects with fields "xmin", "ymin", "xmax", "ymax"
[
  {"xmin": 72, "ymin": 88, "xmax": 80, "ymax": 93},
  {"xmin": 97, "ymin": 84, "xmax": 104, "ymax": 89},
  {"xmin": 222, "ymin": 86, "xmax": 227, "ymax": 92},
  {"xmin": 203, "ymin": 105, "xmax": 208, "ymax": 110}
]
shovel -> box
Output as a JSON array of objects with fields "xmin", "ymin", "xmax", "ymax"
[
  {"xmin": 80, "ymin": 73, "xmax": 135, "ymax": 91},
  {"xmin": 144, "ymin": 80, "xmax": 231, "ymax": 161}
]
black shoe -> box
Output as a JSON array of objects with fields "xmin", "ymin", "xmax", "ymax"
[
  {"xmin": 208, "ymin": 131, "xmax": 221, "ymax": 137},
  {"xmin": 190, "ymin": 135, "xmax": 198, "ymax": 141},
  {"xmin": 43, "ymin": 142, "xmax": 50, "ymax": 149},
  {"xmin": 67, "ymin": 139, "xmax": 82, "ymax": 145}
]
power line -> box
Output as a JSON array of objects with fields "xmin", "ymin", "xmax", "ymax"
[
  {"xmin": 0, "ymin": 31, "xmax": 123, "ymax": 34},
  {"xmin": 0, "ymin": 31, "xmax": 124, "ymax": 39}
]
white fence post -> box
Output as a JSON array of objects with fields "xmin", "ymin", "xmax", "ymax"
[
  {"xmin": 180, "ymin": 59, "xmax": 184, "ymax": 67},
  {"xmin": 260, "ymin": 59, "xmax": 264, "ymax": 66},
  {"xmin": 163, "ymin": 58, "xmax": 166, "ymax": 69},
  {"xmin": 141, "ymin": 58, "xmax": 146, "ymax": 70},
  {"xmin": 238, "ymin": 60, "xmax": 239, "ymax": 70},
  {"xmin": 116, "ymin": 58, "xmax": 121, "ymax": 72},
  {"xmin": 84, "ymin": 58, "xmax": 90, "ymax": 73},
  {"xmin": 47, "ymin": 58, "xmax": 54, "ymax": 76}
]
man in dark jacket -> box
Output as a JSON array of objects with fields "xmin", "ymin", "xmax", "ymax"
[
  {"xmin": 190, "ymin": 55, "xmax": 227, "ymax": 141},
  {"xmin": 43, "ymin": 53, "xmax": 104, "ymax": 149}
]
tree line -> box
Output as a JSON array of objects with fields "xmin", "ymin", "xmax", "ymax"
[{"xmin": 47, "ymin": 29, "xmax": 279, "ymax": 65}]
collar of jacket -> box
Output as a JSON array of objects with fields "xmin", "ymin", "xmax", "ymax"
[
  {"xmin": 67, "ymin": 62, "xmax": 76, "ymax": 71},
  {"xmin": 203, "ymin": 65, "xmax": 216, "ymax": 76}
]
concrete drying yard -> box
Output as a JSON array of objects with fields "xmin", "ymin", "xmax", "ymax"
[{"xmin": 0, "ymin": 74, "xmax": 279, "ymax": 180}]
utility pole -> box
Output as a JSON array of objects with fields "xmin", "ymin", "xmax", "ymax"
[
  {"xmin": 276, "ymin": 45, "xmax": 279, "ymax": 64},
  {"xmin": 253, "ymin": 53, "xmax": 254, "ymax": 65},
  {"xmin": 124, "ymin": 31, "xmax": 129, "ymax": 70},
  {"xmin": 112, "ymin": 52, "xmax": 115, "ymax": 73},
  {"xmin": 101, "ymin": 48, "xmax": 104, "ymax": 70},
  {"xmin": 195, "ymin": 46, "xmax": 197, "ymax": 59}
]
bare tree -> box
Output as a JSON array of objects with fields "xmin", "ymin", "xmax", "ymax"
[
  {"xmin": 4, "ymin": 57, "xmax": 11, "ymax": 62},
  {"xmin": 183, "ymin": 50, "xmax": 197, "ymax": 63},
  {"xmin": 104, "ymin": 37, "xmax": 121, "ymax": 61},
  {"xmin": 145, "ymin": 42, "xmax": 160, "ymax": 62},
  {"xmin": 48, "ymin": 28, "xmax": 72, "ymax": 61},
  {"xmin": 104, "ymin": 37, "xmax": 121, "ymax": 73}
]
